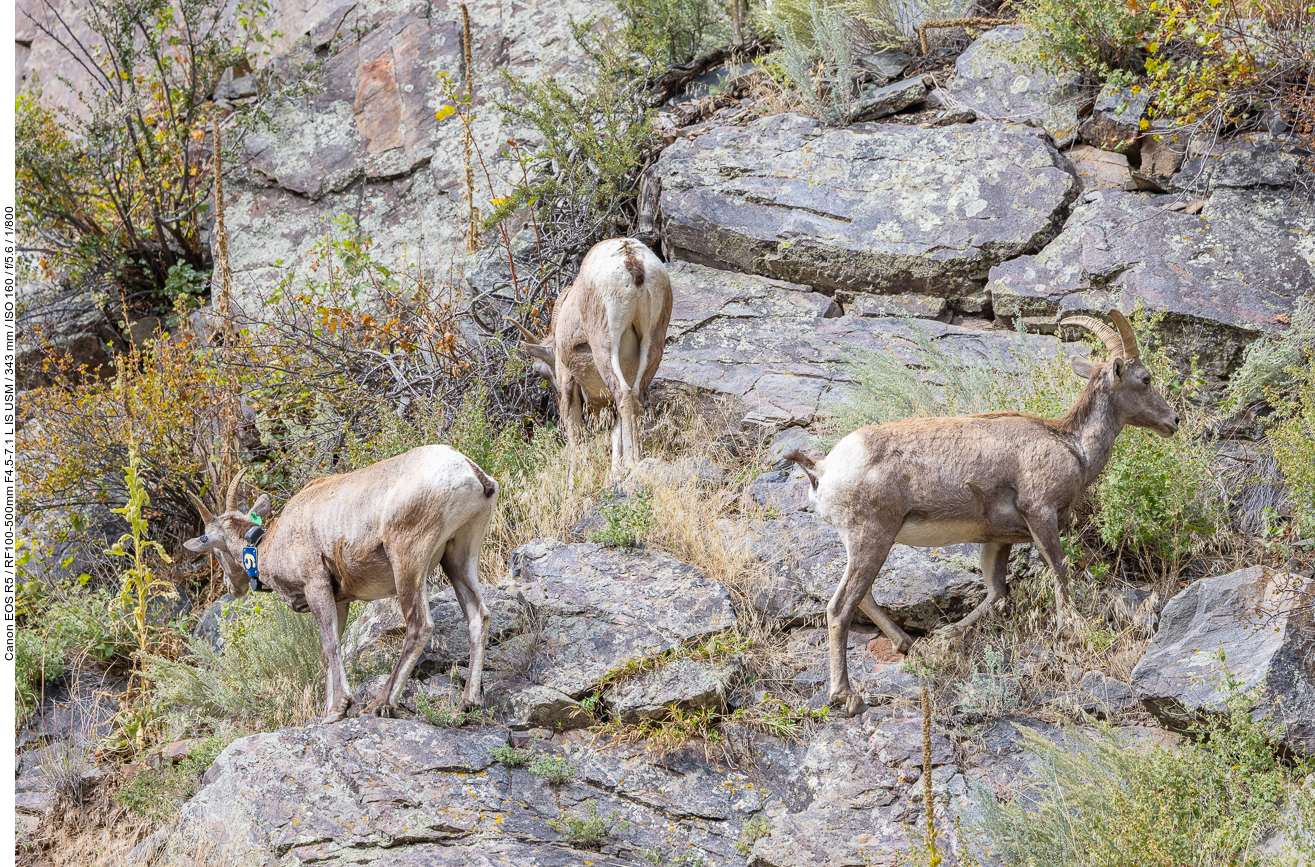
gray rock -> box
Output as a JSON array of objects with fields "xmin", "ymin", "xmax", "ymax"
[
  {"xmin": 1067, "ymin": 144, "xmax": 1132, "ymax": 192},
  {"xmin": 1048, "ymin": 671, "xmax": 1138, "ymax": 720},
  {"xmin": 487, "ymin": 676, "xmax": 591, "ymax": 731},
  {"xmin": 851, "ymin": 75, "xmax": 928, "ymax": 122},
  {"xmin": 854, "ymin": 49, "xmax": 912, "ymax": 82},
  {"xmin": 654, "ymin": 261, "xmax": 1071, "ymax": 428},
  {"xmin": 604, "ymin": 657, "xmax": 739, "ymax": 722},
  {"xmin": 988, "ymin": 188, "xmax": 1315, "ymax": 385},
  {"xmin": 749, "ymin": 467, "xmax": 813, "ymax": 515},
  {"xmin": 342, "ymin": 585, "xmax": 524, "ymax": 671},
  {"xmin": 194, "ymin": 594, "xmax": 238, "ymax": 654},
  {"xmin": 848, "ymin": 293, "xmax": 950, "ymax": 320},
  {"xmin": 654, "ymin": 114, "xmax": 1079, "ymax": 301},
  {"xmin": 946, "ymin": 26, "xmax": 1086, "ymax": 147},
  {"xmin": 1131, "ymin": 566, "xmax": 1315, "ymax": 755},
  {"xmin": 765, "ymin": 426, "xmax": 813, "ymax": 470},
  {"xmin": 1172, "ymin": 137, "xmax": 1309, "ymax": 194},
  {"xmin": 1080, "ymin": 83, "xmax": 1151, "ymax": 150},
  {"xmin": 506, "ymin": 539, "xmax": 737, "ymax": 698}
]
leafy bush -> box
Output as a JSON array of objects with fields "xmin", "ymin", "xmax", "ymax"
[
  {"xmin": 973, "ymin": 671, "xmax": 1315, "ymax": 866},
  {"xmin": 1270, "ymin": 361, "xmax": 1315, "ymax": 536},
  {"xmin": 145, "ymin": 596, "xmax": 324, "ymax": 732},
  {"xmin": 547, "ymin": 800, "xmax": 626, "ymax": 849},
  {"xmin": 614, "ymin": 0, "xmax": 730, "ymax": 69},
  {"xmin": 528, "ymin": 753, "xmax": 578, "ymax": 785},
  {"xmin": 1143, "ymin": 0, "xmax": 1315, "ymax": 140},
  {"xmin": 954, "ymin": 646, "xmax": 1022, "ymax": 717},
  {"xmin": 1227, "ymin": 298, "xmax": 1315, "ymax": 412},
  {"xmin": 15, "ymin": 579, "xmax": 132, "ymax": 722},
  {"xmin": 413, "ymin": 691, "xmax": 491, "ymax": 728},
  {"xmin": 736, "ymin": 814, "xmax": 773, "ymax": 855},
  {"xmin": 114, "ymin": 736, "xmax": 227, "ymax": 824},
  {"xmin": 1013, "ymin": 0, "xmax": 1154, "ymax": 82},
  {"xmin": 589, "ymin": 488, "xmax": 655, "ymax": 548},
  {"xmin": 15, "ymin": 0, "xmax": 269, "ymax": 300}
]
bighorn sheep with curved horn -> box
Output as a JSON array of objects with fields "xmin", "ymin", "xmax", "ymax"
[
  {"xmin": 509, "ymin": 238, "xmax": 673, "ymax": 475},
  {"xmin": 787, "ymin": 310, "xmax": 1179, "ymax": 716},
  {"xmin": 184, "ymin": 445, "xmax": 499, "ymax": 723}
]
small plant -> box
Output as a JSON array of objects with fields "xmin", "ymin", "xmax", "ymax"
[
  {"xmin": 759, "ymin": 0, "xmax": 858, "ymax": 125},
  {"xmin": 547, "ymin": 800, "xmax": 626, "ymax": 849},
  {"xmin": 589, "ymin": 488, "xmax": 655, "ymax": 549},
  {"xmin": 414, "ymin": 691, "xmax": 490, "ymax": 728},
  {"xmin": 736, "ymin": 814, "xmax": 773, "ymax": 855},
  {"xmin": 490, "ymin": 744, "xmax": 531, "ymax": 767},
  {"xmin": 973, "ymin": 668, "xmax": 1315, "ymax": 865},
  {"xmin": 954, "ymin": 646, "xmax": 1021, "ymax": 718},
  {"xmin": 528, "ymin": 753, "xmax": 578, "ymax": 785},
  {"xmin": 1012, "ymin": 0, "xmax": 1154, "ymax": 83},
  {"xmin": 1269, "ymin": 359, "xmax": 1315, "ymax": 536},
  {"xmin": 113, "ymin": 737, "xmax": 227, "ymax": 824}
]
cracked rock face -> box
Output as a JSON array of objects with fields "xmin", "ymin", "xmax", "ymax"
[
  {"xmin": 222, "ymin": 0, "xmax": 602, "ymax": 300},
  {"xmin": 505, "ymin": 539, "xmax": 737, "ymax": 698},
  {"xmin": 946, "ymin": 25, "xmax": 1086, "ymax": 148},
  {"xmin": 656, "ymin": 261, "xmax": 1072, "ymax": 428},
  {"xmin": 653, "ymin": 114, "xmax": 1080, "ymax": 301},
  {"xmin": 987, "ymin": 188, "xmax": 1315, "ymax": 382},
  {"xmin": 1131, "ymin": 566, "xmax": 1315, "ymax": 757}
]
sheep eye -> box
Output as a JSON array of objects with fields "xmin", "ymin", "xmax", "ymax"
[{"xmin": 1142, "ymin": 376, "xmax": 1151, "ymax": 386}]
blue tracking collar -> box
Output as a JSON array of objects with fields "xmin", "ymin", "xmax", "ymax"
[{"xmin": 242, "ymin": 521, "xmax": 272, "ymax": 592}]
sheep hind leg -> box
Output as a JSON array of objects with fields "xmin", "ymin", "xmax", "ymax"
[
  {"xmin": 938, "ymin": 542, "xmax": 1013, "ymax": 642},
  {"xmin": 857, "ymin": 595, "xmax": 914, "ymax": 655},
  {"xmin": 828, "ymin": 527, "xmax": 897, "ymax": 717},
  {"xmin": 442, "ymin": 519, "xmax": 491, "ymax": 713},
  {"xmin": 364, "ymin": 557, "xmax": 432, "ymax": 718}
]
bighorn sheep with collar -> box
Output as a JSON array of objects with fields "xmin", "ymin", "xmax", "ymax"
[
  {"xmin": 510, "ymin": 238, "xmax": 673, "ymax": 475},
  {"xmin": 184, "ymin": 445, "xmax": 498, "ymax": 723},
  {"xmin": 787, "ymin": 310, "xmax": 1179, "ymax": 716}
]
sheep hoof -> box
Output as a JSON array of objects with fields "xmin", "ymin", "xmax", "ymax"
[{"xmin": 829, "ymin": 691, "xmax": 868, "ymax": 718}]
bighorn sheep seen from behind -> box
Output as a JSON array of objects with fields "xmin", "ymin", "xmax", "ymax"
[
  {"xmin": 511, "ymin": 238, "xmax": 673, "ymax": 475},
  {"xmin": 788, "ymin": 310, "xmax": 1179, "ymax": 716},
  {"xmin": 184, "ymin": 445, "xmax": 498, "ymax": 723}
]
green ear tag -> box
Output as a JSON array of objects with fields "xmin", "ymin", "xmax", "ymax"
[{"xmin": 249, "ymin": 513, "xmax": 264, "ymax": 526}]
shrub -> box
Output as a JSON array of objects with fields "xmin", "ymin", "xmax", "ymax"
[
  {"xmin": 758, "ymin": 0, "xmax": 859, "ymax": 124},
  {"xmin": 490, "ymin": 744, "xmax": 531, "ymax": 766},
  {"xmin": 145, "ymin": 595, "xmax": 324, "ymax": 732},
  {"xmin": 589, "ymin": 488, "xmax": 655, "ymax": 549},
  {"xmin": 954, "ymin": 646, "xmax": 1022, "ymax": 718},
  {"xmin": 613, "ymin": 0, "xmax": 730, "ymax": 69},
  {"xmin": 1013, "ymin": 0, "xmax": 1155, "ymax": 83},
  {"xmin": 1226, "ymin": 298, "xmax": 1315, "ymax": 412},
  {"xmin": 547, "ymin": 800, "xmax": 626, "ymax": 849},
  {"xmin": 15, "ymin": 578, "xmax": 132, "ymax": 722},
  {"xmin": 1269, "ymin": 361, "xmax": 1315, "ymax": 535},
  {"xmin": 413, "ymin": 691, "xmax": 491, "ymax": 728},
  {"xmin": 973, "ymin": 671, "xmax": 1315, "ymax": 866},
  {"xmin": 15, "ymin": 0, "xmax": 270, "ymax": 300},
  {"xmin": 736, "ymin": 814, "xmax": 773, "ymax": 855},
  {"xmin": 1143, "ymin": 0, "xmax": 1315, "ymax": 142},
  {"xmin": 528, "ymin": 753, "xmax": 578, "ymax": 785},
  {"xmin": 113, "ymin": 736, "xmax": 227, "ymax": 824}
]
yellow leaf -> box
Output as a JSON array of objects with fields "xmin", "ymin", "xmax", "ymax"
[{"xmin": 435, "ymin": 105, "xmax": 456, "ymax": 122}]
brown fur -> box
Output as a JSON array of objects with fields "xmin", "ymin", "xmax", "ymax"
[
  {"xmin": 622, "ymin": 240, "xmax": 646, "ymax": 286},
  {"xmin": 793, "ymin": 314, "xmax": 1180, "ymax": 716},
  {"xmin": 185, "ymin": 445, "xmax": 498, "ymax": 722}
]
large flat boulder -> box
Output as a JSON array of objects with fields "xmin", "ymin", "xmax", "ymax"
[
  {"xmin": 653, "ymin": 114, "xmax": 1079, "ymax": 301},
  {"xmin": 656, "ymin": 261, "xmax": 1070, "ymax": 427},
  {"xmin": 505, "ymin": 539, "xmax": 737, "ymax": 698},
  {"xmin": 987, "ymin": 188, "xmax": 1315, "ymax": 382},
  {"xmin": 1130, "ymin": 566, "xmax": 1315, "ymax": 756},
  {"xmin": 944, "ymin": 25, "xmax": 1086, "ymax": 147}
]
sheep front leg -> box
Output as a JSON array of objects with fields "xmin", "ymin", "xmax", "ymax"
[
  {"xmin": 1025, "ymin": 513, "xmax": 1083, "ymax": 638},
  {"xmin": 306, "ymin": 581, "xmax": 352, "ymax": 724}
]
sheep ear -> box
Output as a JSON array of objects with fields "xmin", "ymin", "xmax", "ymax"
[
  {"xmin": 521, "ymin": 341, "xmax": 555, "ymax": 366},
  {"xmin": 250, "ymin": 494, "xmax": 272, "ymax": 518},
  {"xmin": 1069, "ymin": 355, "xmax": 1096, "ymax": 380},
  {"xmin": 1111, "ymin": 357, "xmax": 1126, "ymax": 380}
]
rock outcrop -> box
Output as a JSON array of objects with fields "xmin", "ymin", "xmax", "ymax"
[
  {"xmin": 944, "ymin": 25, "xmax": 1085, "ymax": 147},
  {"xmin": 1131, "ymin": 566, "xmax": 1315, "ymax": 756},
  {"xmin": 655, "ymin": 260, "xmax": 1073, "ymax": 428},
  {"xmin": 988, "ymin": 187, "xmax": 1315, "ymax": 381},
  {"xmin": 654, "ymin": 114, "xmax": 1080, "ymax": 301}
]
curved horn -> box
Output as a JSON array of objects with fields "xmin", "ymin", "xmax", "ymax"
[
  {"xmin": 1107, "ymin": 309, "xmax": 1141, "ymax": 360},
  {"xmin": 1059, "ymin": 314, "xmax": 1124, "ymax": 359},
  {"xmin": 188, "ymin": 491, "xmax": 215, "ymax": 523},
  {"xmin": 226, "ymin": 468, "xmax": 248, "ymax": 513},
  {"xmin": 502, "ymin": 316, "xmax": 542, "ymax": 344}
]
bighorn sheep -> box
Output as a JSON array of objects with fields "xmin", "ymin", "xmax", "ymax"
[
  {"xmin": 787, "ymin": 310, "xmax": 1179, "ymax": 716},
  {"xmin": 510, "ymin": 238, "xmax": 673, "ymax": 475},
  {"xmin": 184, "ymin": 445, "xmax": 498, "ymax": 723}
]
